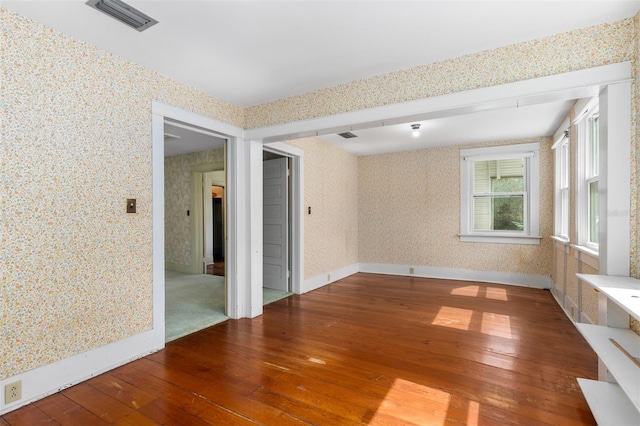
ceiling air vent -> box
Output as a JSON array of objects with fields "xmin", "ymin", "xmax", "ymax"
[
  {"xmin": 86, "ymin": 0, "xmax": 158, "ymax": 32},
  {"xmin": 338, "ymin": 131, "xmax": 358, "ymax": 139}
]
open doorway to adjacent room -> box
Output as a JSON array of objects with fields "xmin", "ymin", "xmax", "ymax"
[{"xmin": 163, "ymin": 119, "xmax": 228, "ymax": 342}]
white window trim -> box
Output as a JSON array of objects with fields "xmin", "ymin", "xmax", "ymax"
[
  {"xmin": 552, "ymin": 117, "xmax": 570, "ymax": 242},
  {"xmin": 574, "ymin": 97, "xmax": 599, "ymax": 253},
  {"xmin": 459, "ymin": 142, "xmax": 541, "ymax": 245}
]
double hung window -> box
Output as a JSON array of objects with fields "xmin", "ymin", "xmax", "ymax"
[
  {"xmin": 459, "ymin": 143, "xmax": 540, "ymax": 244},
  {"xmin": 575, "ymin": 98, "xmax": 599, "ymax": 251}
]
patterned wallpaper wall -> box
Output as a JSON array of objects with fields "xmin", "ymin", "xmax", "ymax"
[
  {"xmin": 286, "ymin": 138, "xmax": 359, "ymax": 279},
  {"xmin": 1, "ymin": 9, "xmax": 241, "ymax": 380},
  {"xmin": 246, "ymin": 19, "xmax": 635, "ymax": 129},
  {"xmin": 358, "ymin": 138, "xmax": 554, "ymax": 277},
  {"xmin": 164, "ymin": 149, "xmax": 224, "ymax": 267}
]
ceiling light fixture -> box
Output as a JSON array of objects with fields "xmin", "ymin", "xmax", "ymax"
[
  {"xmin": 411, "ymin": 124, "xmax": 421, "ymax": 137},
  {"xmin": 86, "ymin": 0, "xmax": 158, "ymax": 32}
]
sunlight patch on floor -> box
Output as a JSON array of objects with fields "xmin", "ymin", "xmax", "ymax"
[
  {"xmin": 451, "ymin": 285, "xmax": 479, "ymax": 297},
  {"xmin": 431, "ymin": 306, "xmax": 473, "ymax": 330},
  {"xmin": 367, "ymin": 378, "xmax": 451, "ymax": 425},
  {"xmin": 466, "ymin": 399, "xmax": 480, "ymax": 424},
  {"xmin": 431, "ymin": 306, "xmax": 513, "ymax": 339},
  {"xmin": 480, "ymin": 312, "xmax": 513, "ymax": 339},
  {"xmin": 485, "ymin": 287, "xmax": 508, "ymax": 301},
  {"xmin": 450, "ymin": 285, "xmax": 508, "ymax": 301}
]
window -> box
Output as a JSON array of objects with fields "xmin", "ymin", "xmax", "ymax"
[
  {"xmin": 575, "ymin": 98, "xmax": 599, "ymax": 251},
  {"xmin": 460, "ymin": 143, "xmax": 540, "ymax": 244},
  {"xmin": 587, "ymin": 115, "xmax": 599, "ymax": 245},
  {"xmin": 552, "ymin": 126, "xmax": 569, "ymax": 240}
]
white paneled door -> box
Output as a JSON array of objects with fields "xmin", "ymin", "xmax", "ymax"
[{"xmin": 263, "ymin": 157, "xmax": 289, "ymax": 291}]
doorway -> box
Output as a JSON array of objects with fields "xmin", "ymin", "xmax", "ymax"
[
  {"xmin": 163, "ymin": 119, "xmax": 229, "ymax": 342},
  {"xmin": 263, "ymin": 150, "xmax": 293, "ymax": 305},
  {"xmin": 206, "ymin": 184, "xmax": 225, "ymax": 276}
]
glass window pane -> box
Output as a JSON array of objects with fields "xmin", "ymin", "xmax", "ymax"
[
  {"xmin": 592, "ymin": 116, "xmax": 599, "ymax": 176},
  {"xmin": 589, "ymin": 180, "xmax": 599, "ymax": 244},
  {"xmin": 560, "ymin": 143, "xmax": 569, "ymax": 188},
  {"xmin": 473, "ymin": 196, "xmax": 524, "ymax": 231},
  {"xmin": 474, "ymin": 159, "xmax": 524, "ymax": 193},
  {"xmin": 561, "ymin": 189, "xmax": 569, "ymax": 237}
]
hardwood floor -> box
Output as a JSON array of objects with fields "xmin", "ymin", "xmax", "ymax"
[
  {"xmin": 206, "ymin": 256, "xmax": 225, "ymax": 277},
  {"xmin": 1, "ymin": 273, "xmax": 597, "ymax": 425}
]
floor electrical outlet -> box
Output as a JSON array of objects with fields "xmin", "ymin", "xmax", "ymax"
[{"xmin": 5, "ymin": 380, "xmax": 22, "ymax": 404}]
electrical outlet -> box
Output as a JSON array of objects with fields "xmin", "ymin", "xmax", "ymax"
[
  {"xmin": 5, "ymin": 380, "xmax": 22, "ymax": 404},
  {"xmin": 409, "ymin": 267, "xmax": 415, "ymax": 274},
  {"xmin": 327, "ymin": 274, "xmax": 331, "ymax": 282}
]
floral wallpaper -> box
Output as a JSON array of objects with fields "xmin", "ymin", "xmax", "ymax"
[
  {"xmin": 286, "ymin": 138, "xmax": 359, "ymax": 279},
  {"xmin": 246, "ymin": 19, "xmax": 634, "ymax": 129},
  {"xmin": 0, "ymin": 9, "xmax": 241, "ymax": 380},
  {"xmin": 164, "ymin": 148, "xmax": 224, "ymax": 267},
  {"xmin": 358, "ymin": 138, "xmax": 553, "ymax": 277}
]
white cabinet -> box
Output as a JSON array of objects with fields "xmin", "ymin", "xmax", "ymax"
[{"xmin": 575, "ymin": 274, "xmax": 640, "ymax": 425}]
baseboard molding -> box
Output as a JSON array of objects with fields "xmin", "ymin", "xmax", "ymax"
[
  {"xmin": 564, "ymin": 295, "xmax": 580, "ymax": 322},
  {"xmin": 165, "ymin": 261, "xmax": 193, "ymax": 273},
  {"xmin": 358, "ymin": 263, "xmax": 553, "ymax": 289},
  {"xmin": 550, "ymin": 288, "xmax": 595, "ymax": 325},
  {"xmin": 0, "ymin": 330, "xmax": 162, "ymax": 415},
  {"xmin": 302, "ymin": 263, "xmax": 359, "ymax": 293}
]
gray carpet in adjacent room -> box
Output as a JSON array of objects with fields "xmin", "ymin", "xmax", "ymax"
[
  {"xmin": 165, "ymin": 270, "xmax": 292, "ymax": 342},
  {"xmin": 165, "ymin": 271, "xmax": 227, "ymax": 342}
]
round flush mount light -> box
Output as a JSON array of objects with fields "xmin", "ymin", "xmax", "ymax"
[{"xmin": 411, "ymin": 123, "xmax": 421, "ymax": 137}]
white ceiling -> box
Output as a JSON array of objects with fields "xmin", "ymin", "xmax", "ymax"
[
  {"xmin": 318, "ymin": 99, "xmax": 576, "ymax": 156},
  {"xmin": 164, "ymin": 122, "xmax": 226, "ymax": 157},
  {"xmin": 6, "ymin": 0, "xmax": 639, "ymax": 156}
]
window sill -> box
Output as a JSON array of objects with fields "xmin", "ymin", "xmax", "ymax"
[
  {"xmin": 459, "ymin": 234, "xmax": 542, "ymax": 245},
  {"xmin": 571, "ymin": 244, "xmax": 599, "ymax": 270},
  {"xmin": 550, "ymin": 235, "xmax": 571, "ymax": 245}
]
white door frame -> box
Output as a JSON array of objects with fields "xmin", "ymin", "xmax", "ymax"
[
  {"xmin": 152, "ymin": 102, "xmax": 244, "ymax": 347},
  {"xmin": 191, "ymin": 163, "xmax": 225, "ymax": 274},
  {"xmin": 263, "ymin": 142, "xmax": 304, "ymax": 295}
]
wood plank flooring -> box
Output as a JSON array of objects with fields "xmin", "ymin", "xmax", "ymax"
[
  {"xmin": 1, "ymin": 273, "xmax": 597, "ymax": 425},
  {"xmin": 206, "ymin": 256, "xmax": 225, "ymax": 277}
]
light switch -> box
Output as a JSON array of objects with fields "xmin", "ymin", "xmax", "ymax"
[{"xmin": 127, "ymin": 198, "xmax": 136, "ymax": 213}]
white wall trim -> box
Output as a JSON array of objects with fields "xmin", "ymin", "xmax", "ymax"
[
  {"xmin": 249, "ymin": 140, "xmax": 264, "ymax": 318},
  {"xmin": 563, "ymin": 294, "xmax": 580, "ymax": 322},
  {"xmin": 244, "ymin": 62, "xmax": 631, "ymax": 142},
  {"xmin": 153, "ymin": 102, "xmax": 243, "ymax": 139},
  {"xmin": 599, "ymin": 82, "xmax": 631, "ymax": 276},
  {"xmin": 572, "ymin": 244, "xmax": 600, "ymax": 270},
  {"xmin": 0, "ymin": 330, "xmax": 158, "ymax": 415},
  {"xmin": 358, "ymin": 263, "xmax": 552, "ymax": 289},
  {"xmin": 152, "ymin": 101, "xmax": 244, "ymax": 322},
  {"xmin": 302, "ymin": 264, "xmax": 359, "ymax": 293}
]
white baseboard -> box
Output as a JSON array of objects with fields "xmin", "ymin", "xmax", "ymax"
[
  {"xmin": 302, "ymin": 263, "xmax": 359, "ymax": 293},
  {"xmin": 0, "ymin": 330, "xmax": 163, "ymax": 415},
  {"xmin": 165, "ymin": 261, "xmax": 192, "ymax": 273},
  {"xmin": 551, "ymin": 289, "xmax": 594, "ymax": 325},
  {"xmin": 563, "ymin": 295, "xmax": 580, "ymax": 322},
  {"xmin": 358, "ymin": 263, "xmax": 553, "ymax": 289}
]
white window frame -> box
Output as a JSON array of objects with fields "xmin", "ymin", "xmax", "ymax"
[
  {"xmin": 459, "ymin": 142, "xmax": 541, "ymax": 245},
  {"xmin": 574, "ymin": 97, "xmax": 599, "ymax": 253},
  {"xmin": 552, "ymin": 118, "xmax": 570, "ymax": 241}
]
